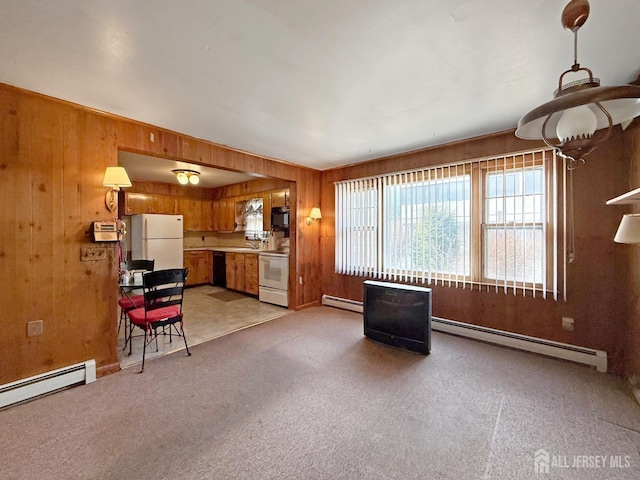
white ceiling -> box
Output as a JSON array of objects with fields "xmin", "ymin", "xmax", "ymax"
[
  {"xmin": 118, "ymin": 151, "xmax": 258, "ymax": 188},
  {"xmin": 1, "ymin": 1, "xmax": 639, "ymax": 171}
]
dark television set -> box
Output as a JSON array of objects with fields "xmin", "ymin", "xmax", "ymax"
[{"xmin": 363, "ymin": 280, "xmax": 431, "ymax": 354}]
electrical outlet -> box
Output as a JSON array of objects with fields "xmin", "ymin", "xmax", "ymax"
[
  {"xmin": 28, "ymin": 320, "xmax": 43, "ymax": 337},
  {"xmin": 562, "ymin": 317, "xmax": 574, "ymax": 331},
  {"xmin": 81, "ymin": 246, "xmax": 108, "ymax": 261}
]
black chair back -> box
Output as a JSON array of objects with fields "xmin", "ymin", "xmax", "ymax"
[
  {"xmin": 142, "ymin": 268, "xmax": 187, "ymax": 316},
  {"xmin": 125, "ymin": 259, "xmax": 155, "ymax": 272}
]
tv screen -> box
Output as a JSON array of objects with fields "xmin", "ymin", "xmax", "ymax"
[{"xmin": 363, "ymin": 280, "xmax": 431, "ymax": 354}]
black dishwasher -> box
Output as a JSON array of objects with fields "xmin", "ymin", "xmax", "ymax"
[{"xmin": 213, "ymin": 251, "xmax": 226, "ymax": 287}]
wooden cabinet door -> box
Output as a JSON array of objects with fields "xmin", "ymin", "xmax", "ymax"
[
  {"xmin": 234, "ymin": 253, "xmax": 246, "ymax": 292},
  {"xmin": 221, "ymin": 199, "xmax": 236, "ymax": 232},
  {"xmin": 225, "ymin": 253, "xmax": 236, "ymax": 290},
  {"xmin": 212, "ymin": 200, "xmax": 221, "ymax": 231},
  {"xmin": 183, "ymin": 251, "xmax": 198, "ymax": 286},
  {"xmin": 183, "ymin": 250, "xmax": 212, "ymax": 286},
  {"xmin": 225, "ymin": 253, "xmax": 246, "ymax": 291},
  {"xmin": 200, "ymin": 200, "xmax": 213, "ymax": 231},
  {"xmin": 262, "ymin": 193, "xmax": 271, "ymax": 232},
  {"xmin": 245, "ymin": 253, "xmax": 259, "ymax": 295},
  {"xmin": 180, "ymin": 197, "xmax": 202, "ymax": 231},
  {"xmin": 153, "ymin": 195, "xmax": 177, "ymax": 215},
  {"xmin": 123, "ymin": 192, "xmax": 154, "ymax": 215}
]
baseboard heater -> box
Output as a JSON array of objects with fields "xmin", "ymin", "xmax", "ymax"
[
  {"xmin": 0, "ymin": 359, "xmax": 96, "ymax": 409},
  {"xmin": 321, "ymin": 295, "xmax": 607, "ymax": 372}
]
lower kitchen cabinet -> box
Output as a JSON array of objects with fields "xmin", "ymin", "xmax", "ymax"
[
  {"xmin": 183, "ymin": 250, "xmax": 212, "ymax": 286},
  {"xmin": 225, "ymin": 252, "xmax": 258, "ymax": 295},
  {"xmin": 245, "ymin": 254, "xmax": 259, "ymax": 295},
  {"xmin": 225, "ymin": 253, "xmax": 245, "ymax": 292}
]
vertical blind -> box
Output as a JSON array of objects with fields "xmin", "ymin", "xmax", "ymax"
[{"xmin": 335, "ymin": 148, "xmax": 565, "ymax": 299}]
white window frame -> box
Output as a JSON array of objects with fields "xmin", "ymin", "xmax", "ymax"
[{"xmin": 335, "ymin": 148, "xmax": 564, "ymax": 299}]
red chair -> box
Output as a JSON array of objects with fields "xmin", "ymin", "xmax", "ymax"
[
  {"xmin": 127, "ymin": 268, "xmax": 191, "ymax": 372},
  {"xmin": 118, "ymin": 259, "xmax": 154, "ymax": 347}
]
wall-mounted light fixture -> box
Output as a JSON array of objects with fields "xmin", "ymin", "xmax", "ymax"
[
  {"xmin": 516, "ymin": 0, "xmax": 640, "ymax": 167},
  {"xmin": 102, "ymin": 166, "xmax": 132, "ymax": 215},
  {"xmin": 614, "ymin": 213, "xmax": 640, "ymax": 244},
  {"xmin": 172, "ymin": 169, "xmax": 200, "ymax": 185},
  {"xmin": 306, "ymin": 207, "xmax": 322, "ymax": 225}
]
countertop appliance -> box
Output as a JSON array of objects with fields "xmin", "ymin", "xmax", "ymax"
[
  {"xmin": 258, "ymin": 252, "xmax": 289, "ymax": 307},
  {"xmin": 131, "ymin": 214, "xmax": 183, "ymax": 271},
  {"xmin": 271, "ymin": 206, "xmax": 289, "ymax": 237}
]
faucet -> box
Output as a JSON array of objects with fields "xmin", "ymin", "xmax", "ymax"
[{"xmin": 245, "ymin": 242, "xmax": 259, "ymax": 250}]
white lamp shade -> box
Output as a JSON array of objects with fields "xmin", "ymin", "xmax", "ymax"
[
  {"xmin": 102, "ymin": 167, "xmax": 132, "ymax": 187},
  {"xmin": 614, "ymin": 213, "xmax": 640, "ymax": 244},
  {"xmin": 517, "ymin": 88, "xmax": 640, "ymax": 141},
  {"xmin": 176, "ymin": 172, "xmax": 189, "ymax": 184},
  {"xmin": 555, "ymin": 105, "xmax": 597, "ymax": 141},
  {"xmin": 309, "ymin": 207, "xmax": 322, "ymax": 219}
]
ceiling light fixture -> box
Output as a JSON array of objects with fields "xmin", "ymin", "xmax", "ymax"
[
  {"xmin": 516, "ymin": 0, "xmax": 640, "ymax": 167},
  {"xmin": 172, "ymin": 169, "xmax": 200, "ymax": 185}
]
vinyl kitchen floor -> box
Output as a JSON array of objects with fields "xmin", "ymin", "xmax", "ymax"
[{"xmin": 118, "ymin": 285, "xmax": 292, "ymax": 370}]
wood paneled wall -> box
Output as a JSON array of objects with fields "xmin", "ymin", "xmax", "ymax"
[
  {"xmin": 211, "ymin": 177, "xmax": 291, "ymax": 199},
  {"xmin": 0, "ymin": 83, "xmax": 321, "ymax": 384},
  {"xmin": 320, "ymin": 130, "xmax": 632, "ymax": 374},
  {"xmin": 623, "ymin": 121, "xmax": 640, "ymax": 377}
]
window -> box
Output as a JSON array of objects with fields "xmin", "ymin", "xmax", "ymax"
[
  {"xmin": 383, "ymin": 167, "xmax": 470, "ymax": 284},
  {"xmin": 335, "ymin": 149, "xmax": 563, "ymax": 298},
  {"xmin": 483, "ymin": 164, "xmax": 544, "ymax": 286},
  {"xmin": 243, "ymin": 197, "xmax": 264, "ymax": 240}
]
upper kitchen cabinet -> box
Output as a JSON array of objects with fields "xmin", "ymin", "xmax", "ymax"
[
  {"xmin": 176, "ymin": 197, "xmax": 215, "ymax": 232},
  {"xmin": 213, "ymin": 198, "xmax": 235, "ymax": 232},
  {"xmin": 271, "ymin": 189, "xmax": 289, "ymax": 208},
  {"xmin": 262, "ymin": 192, "xmax": 272, "ymax": 231},
  {"xmin": 177, "ymin": 197, "xmax": 202, "ymax": 231},
  {"xmin": 200, "ymin": 200, "xmax": 213, "ymax": 231},
  {"xmin": 121, "ymin": 192, "xmax": 177, "ymax": 215},
  {"xmin": 121, "ymin": 192, "xmax": 152, "ymax": 215},
  {"xmin": 153, "ymin": 195, "xmax": 178, "ymax": 215}
]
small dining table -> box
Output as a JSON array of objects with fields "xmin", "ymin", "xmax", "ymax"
[{"xmin": 118, "ymin": 274, "xmax": 147, "ymax": 350}]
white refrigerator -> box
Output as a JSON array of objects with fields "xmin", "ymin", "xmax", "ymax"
[{"xmin": 131, "ymin": 214, "xmax": 184, "ymax": 271}]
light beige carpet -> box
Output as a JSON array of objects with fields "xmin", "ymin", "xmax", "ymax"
[{"xmin": 4, "ymin": 306, "xmax": 640, "ymax": 479}]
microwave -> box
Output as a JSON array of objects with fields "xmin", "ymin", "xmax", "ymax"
[{"xmin": 271, "ymin": 206, "xmax": 289, "ymax": 231}]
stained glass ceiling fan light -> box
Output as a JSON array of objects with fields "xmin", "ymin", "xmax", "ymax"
[{"xmin": 516, "ymin": 0, "xmax": 640, "ymax": 167}]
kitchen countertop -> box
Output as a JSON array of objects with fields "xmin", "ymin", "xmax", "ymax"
[{"xmin": 184, "ymin": 246, "xmax": 288, "ymax": 256}]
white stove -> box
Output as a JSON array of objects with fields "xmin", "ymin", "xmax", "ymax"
[{"xmin": 258, "ymin": 252, "xmax": 289, "ymax": 307}]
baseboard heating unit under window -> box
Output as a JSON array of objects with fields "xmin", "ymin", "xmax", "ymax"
[
  {"xmin": 321, "ymin": 295, "xmax": 607, "ymax": 372},
  {"xmin": 0, "ymin": 360, "xmax": 96, "ymax": 409}
]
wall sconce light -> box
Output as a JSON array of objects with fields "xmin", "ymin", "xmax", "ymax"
[
  {"xmin": 614, "ymin": 213, "xmax": 640, "ymax": 244},
  {"xmin": 102, "ymin": 166, "xmax": 132, "ymax": 215},
  {"xmin": 306, "ymin": 207, "xmax": 322, "ymax": 225},
  {"xmin": 516, "ymin": 0, "xmax": 640, "ymax": 167},
  {"xmin": 172, "ymin": 169, "xmax": 200, "ymax": 185}
]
